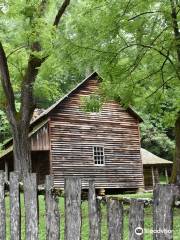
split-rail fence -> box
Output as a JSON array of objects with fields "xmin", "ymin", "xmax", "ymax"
[{"xmin": 0, "ymin": 171, "xmax": 179, "ymax": 240}]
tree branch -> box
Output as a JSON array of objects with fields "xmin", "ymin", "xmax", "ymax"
[
  {"xmin": 146, "ymin": 76, "xmax": 174, "ymax": 99},
  {"xmin": 115, "ymin": 42, "xmax": 180, "ymax": 80},
  {"xmin": 0, "ymin": 42, "xmax": 16, "ymax": 120},
  {"xmin": 108, "ymin": 26, "xmax": 168, "ymax": 73},
  {"xmin": 7, "ymin": 45, "xmax": 26, "ymax": 59},
  {"xmin": 128, "ymin": 11, "xmax": 160, "ymax": 21},
  {"xmin": 9, "ymin": 62, "xmax": 24, "ymax": 79},
  {"xmin": 20, "ymin": 49, "xmax": 47, "ymax": 124},
  {"xmin": 68, "ymin": 41, "xmax": 116, "ymax": 54},
  {"xmin": 20, "ymin": 0, "xmax": 71, "ymax": 124},
  {"xmin": 136, "ymin": 68, "xmax": 163, "ymax": 83},
  {"xmin": 53, "ymin": 0, "xmax": 71, "ymax": 27},
  {"xmin": 160, "ymin": 55, "xmax": 169, "ymax": 91},
  {"xmin": 121, "ymin": 0, "xmax": 132, "ymax": 18}
]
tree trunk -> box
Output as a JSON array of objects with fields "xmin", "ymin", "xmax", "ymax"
[
  {"xmin": 12, "ymin": 122, "xmax": 31, "ymax": 176},
  {"xmin": 170, "ymin": 114, "xmax": 180, "ymax": 184}
]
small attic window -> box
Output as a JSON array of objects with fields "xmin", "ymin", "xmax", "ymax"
[
  {"xmin": 93, "ymin": 146, "xmax": 105, "ymax": 165},
  {"xmin": 80, "ymin": 94, "xmax": 102, "ymax": 112}
]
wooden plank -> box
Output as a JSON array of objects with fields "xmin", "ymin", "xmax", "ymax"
[
  {"xmin": 0, "ymin": 171, "xmax": 5, "ymax": 240},
  {"xmin": 10, "ymin": 172, "xmax": 21, "ymax": 240},
  {"xmin": 151, "ymin": 167, "xmax": 155, "ymax": 187},
  {"xmin": 153, "ymin": 184, "xmax": 175, "ymax": 240},
  {"xmin": 65, "ymin": 177, "xmax": 81, "ymax": 240},
  {"xmin": 31, "ymin": 124, "xmax": 50, "ymax": 151},
  {"xmin": 23, "ymin": 173, "xmax": 38, "ymax": 240},
  {"xmin": 45, "ymin": 175, "xmax": 60, "ymax": 240},
  {"xmin": 107, "ymin": 198, "xmax": 123, "ymax": 240},
  {"xmin": 88, "ymin": 180, "xmax": 101, "ymax": 240},
  {"xmin": 5, "ymin": 160, "xmax": 8, "ymax": 182},
  {"xmin": 165, "ymin": 168, "xmax": 169, "ymax": 183},
  {"xmin": 129, "ymin": 200, "xmax": 144, "ymax": 240},
  {"xmin": 154, "ymin": 168, "xmax": 159, "ymax": 184}
]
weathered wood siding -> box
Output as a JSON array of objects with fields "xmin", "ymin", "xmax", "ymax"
[
  {"xmin": 49, "ymin": 77, "xmax": 144, "ymax": 189},
  {"xmin": 31, "ymin": 124, "xmax": 49, "ymax": 151}
]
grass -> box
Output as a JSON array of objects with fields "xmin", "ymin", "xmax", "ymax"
[
  {"xmin": 111, "ymin": 192, "xmax": 153, "ymax": 199},
  {"xmin": 4, "ymin": 192, "xmax": 180, "ymax": 240}
]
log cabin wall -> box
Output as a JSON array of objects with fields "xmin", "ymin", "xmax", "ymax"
[{"xmin": 49, "ymin": 77, "xmax": 144, "ymax": 189}]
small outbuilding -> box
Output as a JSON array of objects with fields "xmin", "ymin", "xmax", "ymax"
[{"xmin": 142, "ymin": 148, "xmax": 173, "ymax": 189}]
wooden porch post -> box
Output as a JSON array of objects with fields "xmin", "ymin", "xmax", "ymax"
[
  {"xmin": 165, "ymin": 167, "xmax": 169, "ymax": 183},
  {"xmin": 155, "ymin": 167, "xmax": 160, "ymax": 183},
  {"xmin": 5, "ymin": 160, "xmax": 8, "ymax": 182},
  {"xmin": 151, "ymin": 166, "xmax": 155, "ymax": 187}
]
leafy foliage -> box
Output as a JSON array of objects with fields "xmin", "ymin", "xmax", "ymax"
[
  {"xmin": 0, "ymin": 109, "xmax": 10, "ymax": 150},
  {"xmin": 81, "ymin": 94, "xmax": 103, "ymax": 112},
  {"xmin": 140, "ymin": 118, "xmax": 175, "ymax": 160}
]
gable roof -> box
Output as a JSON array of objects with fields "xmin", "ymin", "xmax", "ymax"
[
  {"xmin": 141, "ymin": 148, "xmax": 173, "ymax": 165},
  {"xmin": 31, "ymin": 71, "xmax": 143, "ymax": 125},
  {"xmin": 1, "ymin": 72, "xmax": 143, "ymax": 151},
  {"xmin": 31, "ymin": 72, "xmax": 99, "ymax": 125}
]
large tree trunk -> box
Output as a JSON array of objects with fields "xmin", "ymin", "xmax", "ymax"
[
  {"xmin": 171, "ymin": 114, "xmax": 180, "ymax": 184},
  {"xmin": 170, "ymin": 1, "xmax": 180, "ymax": 185},
  {"xmin": 175, "ymin": 114, "xmax": 180, "ymax": 184},
  {"xmin": 12, "ymin": 122, "xmax": 31, "ymax": 176}
]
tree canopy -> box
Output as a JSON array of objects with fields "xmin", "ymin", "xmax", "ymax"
[{"xmin": 55, "ymin": 0, "xmax": 179, "ymax": 163}]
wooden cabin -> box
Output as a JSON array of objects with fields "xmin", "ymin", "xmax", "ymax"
[
  {"xmin": 0, "ymin": 72, "xmax": 144, "ymax": 191},
  {"xmin": 142, "ymin": 148, "xmax": 173, "ymax": 189}
]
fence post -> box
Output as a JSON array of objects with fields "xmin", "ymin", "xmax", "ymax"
[
  {"xmin": 153, "ymin": 184, "xmax": 176, "ymax": 240},
  {"xmin": 88, "ymin": 180, "xmax": 101, "ymax": 240},
  {"xmin": 10, "ymin": 172, "xmax": 20, "ymax": 240},
  {"xmin": 129, "ymin": 200, "xmax": 144, "ymax": 240},
  {"xmin": 0, "ymin": 171, "xmax": 5, "ymax": 240},
  {"xmin": 23, "ymin": 173, "xmax": 38, "ymax": 240},
  {"xmin": 45, "ymin": 175, "xmax": 60, "ymax": 240},
  {"xmin": 107, "ymin": 198, "xmax": 123, "ymax": 240},
  {"xmin": 65, "ymin": 177, "xmax": 81, "ymax": 240}
]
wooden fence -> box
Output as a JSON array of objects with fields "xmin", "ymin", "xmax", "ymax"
[{"xmin": 0, "ymin": 171, "xmax": 179, "ymax": 240}]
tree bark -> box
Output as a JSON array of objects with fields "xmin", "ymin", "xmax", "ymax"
[
  {"xmin": 176, "ymin": 115, "xmax": 180, "ymax": 184},
  {"xmin": 12, "ymin": 123, "xmax": 31, "ymax": 176},
  {"xmin": 170, "ymin": 1, "xmax": 180, "ymax": 184},
  {"xmin": 170, "ymin": 0, "xmax": 180, "ymax": 63},
  {"xmin": 171, "ymin": 114, "xmax": 180, "ymax": 184},
  {"xmin": 175, "ymin": 114, "xmax": 180, "ymax": 184}
]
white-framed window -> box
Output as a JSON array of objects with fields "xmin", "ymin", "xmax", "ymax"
[{"xmin": 93, "ymin": 146, "xmax": 105, "ymax": 165}]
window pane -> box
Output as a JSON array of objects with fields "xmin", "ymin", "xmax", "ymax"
[{"xmin": 93, "ymin": 146, "xmax": 105, "ymax": 165}]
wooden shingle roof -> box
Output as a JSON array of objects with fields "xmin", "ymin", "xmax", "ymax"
[
  {"xmin": 30, "ymin": 71, "xmax": 143, "ymax": 125},
  {"xmin": 141, "ymin": 148, "xmax": 173, "ymax": 166}
]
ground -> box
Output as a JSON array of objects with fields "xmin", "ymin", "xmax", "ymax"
[{"xmin": 5, "ymin": 192, "xmax": 180, "ymax": 240}]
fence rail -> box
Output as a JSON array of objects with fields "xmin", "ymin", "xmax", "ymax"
[{"xmin": 0, "ymin": 171, "xmax": 179, "ymax": 240}]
